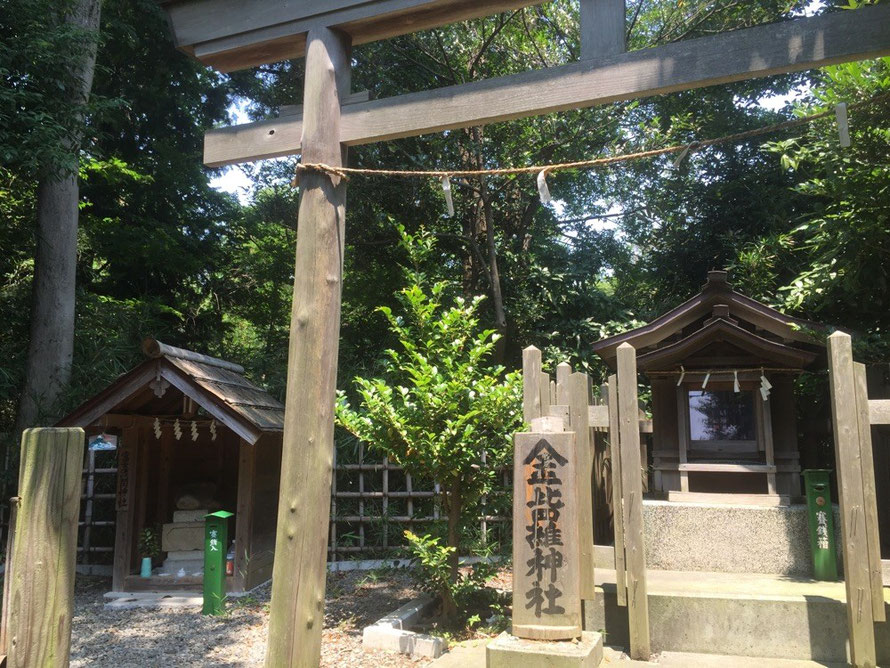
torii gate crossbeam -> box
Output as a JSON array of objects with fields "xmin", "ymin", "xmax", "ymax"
[{"xmin": 204, "ymin": 4, "xmax": 890, "ymax": 167}]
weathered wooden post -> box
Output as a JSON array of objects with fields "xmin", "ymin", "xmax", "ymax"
[
  {"xmin": 852, "ymin": 362, "xmax": 884, "ymax": 623},
  {"xmin": 487, "ymin": 416, "xmax": 602, "ymax": 667},
  {"xmin": 0, "ymin": 496, "xmax": 19, "ymax": 656},
  {"xmin": 616, "ymin": 343, "xmax": 650, "ymax": 661},
  {"xmin": 523, "ymin": 346, "xmax": 543, "ymax": 424},
  {"xmin": 7, "ymin": 428, "xmax": 84, "ymax": 668},
  {"xmin": 265, "ymin": 27, "xmax": 353, "ymax": 667},
  {"xmin": 569, "ymin": 371, "xmax": 596, "ymax": 600},
  {"xmin": 827, "ymin": 332, "xmax": 877, "ymax": 667},
  {"xmin": 604, "ymin": 376, "xmax": 627, "ymax": 607}
]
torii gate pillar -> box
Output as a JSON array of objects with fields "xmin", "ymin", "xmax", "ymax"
[{"xmin": 264, "ymin": 27, "xmax": 352, "ymax": 667}]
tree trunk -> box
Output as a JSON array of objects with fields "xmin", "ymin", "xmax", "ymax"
[
  {"xmin": 441, "ymin": 479, "xmax": 463, "ymax": 622},
  {"xmin": 13, "ymin": 0, "xmax": 101, "ymax": 435},
  {"xmin": 15, "ymin": 178, "xmax": 80, "ymax": 430},
  {"xmin": 479, "ymin": 176, "xmax": 508, "ymax": 363}
]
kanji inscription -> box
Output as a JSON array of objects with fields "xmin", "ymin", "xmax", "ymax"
[
  {"xmin": 524, "ymin": 439, "xmax": 567, "ymax": 617},
  {"xmin": 512, "ymin": 429, "xmax": 582, "ymax": 641}
]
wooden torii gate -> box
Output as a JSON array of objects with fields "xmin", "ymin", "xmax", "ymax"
[{"xmin": 156, "ymin": 1, "xmax": 890, "ymax": 665}]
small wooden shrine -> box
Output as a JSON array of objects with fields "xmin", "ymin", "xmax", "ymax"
[
  {"xmin": 58, "ymin": 339, "xmax": 283, "ymax": 593},
  {"xmin": 592, "ymin": 271, "xmax": 825, "ymax": 504}
]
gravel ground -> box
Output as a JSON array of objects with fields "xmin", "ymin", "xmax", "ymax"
[{"xmin": 70, "ymin": 570, "xmax": 433, "ymax": 667}]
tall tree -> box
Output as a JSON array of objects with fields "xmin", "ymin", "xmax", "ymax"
[{"xmin": 4, "ymin": 0, "xmax": 102, "ymax": 434}]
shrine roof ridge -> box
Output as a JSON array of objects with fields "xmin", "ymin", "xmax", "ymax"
[
  {"xmin": 58, "ymin": 340, "xmax": 284, "ymax": 443},
  {"xmin": 592, "ymin": 270, "xmax": 827, "ymax": 371}
]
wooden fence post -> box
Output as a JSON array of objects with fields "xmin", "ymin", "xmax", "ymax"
[
  {"xmin": 0, "ymin": 496, "xmax": 19, "ymax": 656},
  {"xmin": 617, "ymin": 344, "xmax": 650, "ymax": 660},
  {"xmin": 8, "ymin": 428, "xmax": 84, "ymax": 668},
  {"xmin": 827, "ymin": 332, "xmax": 876, "ymax": 667},
  {"xmin": 605, "ymin": 377, "xmax": 627, "ymax": 607},
  {"xmin": 556, "ymin": 362, "xmax": 572, "ymax": 406},
  {"xmin": 570, "ymin": 371, "xmax": 596, "ymax": 600},
  {"xmin": 853, "ymin": 362, "xmax": 885, "ymax": 622},
  {"xmin": 523, "ymin": 346, "xmax": 543, "ymax": 424},
  {"xmin": 265, "ymin": 25, "xmax": 352, "ymax": 668}
]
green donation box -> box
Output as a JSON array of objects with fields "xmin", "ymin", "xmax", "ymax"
[
  {"xmin": 803, "ymin": 470, "xmax": 838, "ymax": 581},
  {"xmin": 203, "ymin": 510, "xmax": 234, "ymax": 615}
]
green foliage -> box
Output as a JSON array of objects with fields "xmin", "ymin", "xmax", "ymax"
[
  {"xmin": 337, "ymin": 228, "xmax": 523, "ymax": 521},
  {"xmin": 3, "ymin": 0, "xmax": 890, "ymax": 527},
  {"xmin": 403, "ymin": 530, "xmax": 497, "ymax": 620},
  {"xmin": 763, "ymin": 58, "xmax": 890, "ymax": 351},
  {"xmin": 0, "ymin": 0, "xmax": 103, "ymax": 176},
  {"xmin": 138, "ymin": 528, "xmax": 160, "ymax": 559}
]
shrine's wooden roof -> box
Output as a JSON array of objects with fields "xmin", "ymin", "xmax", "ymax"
[
  {"xmin": 592, "ymin": 271, "xmax": 826, "ymax": 372},
  {"xmin": 157, "ymin": 0, "xmax": 547, "ymax": 72},
  {"xmin": 57, "ymin": 339, "xmax": 284, "ymax": 444}
]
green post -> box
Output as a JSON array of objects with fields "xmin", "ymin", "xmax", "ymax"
[
  {"xmin": 803, "ymin": 470, "xmax": 838, "ymax": 581},
  {"xmin": 203, "ymin": 510, "xmax": 234, "ymax": 615}
]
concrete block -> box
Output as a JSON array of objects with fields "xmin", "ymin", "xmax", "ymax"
[
  {"xmin": 361, "ymin": 593, "xmax": 445, "ymax": 659},
  {"xmin": 173, "ymin": 509, "xmax": 208, "ymax": 523},
  {"xmin": 161, "ymin": 522, "xmax": 204, "ymax": 552},
  {"xmin": 486, "ymin": 631, "xmax": 603, "ymax": 668},
  {"xmin": 375, "ymin": 594, "xmax": 435, "ymax": 629},
  {"xmin": 584, "ymin": 570, "xmax": 890, "ymax": 664},
  {"xmin": 642, "ymin": 500, "xmax": 842, "ymax": 576},
  {"xmin": 362, "ymin": 625, "xmax": 446, "ymax": 659}
]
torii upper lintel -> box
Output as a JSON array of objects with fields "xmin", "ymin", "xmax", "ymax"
[{"xmin": 158, "ymin": 0, "xmax": 551, "ymax": 72}]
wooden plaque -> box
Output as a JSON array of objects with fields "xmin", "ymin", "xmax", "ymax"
[{"xmin": 511, "ymin": 430, "xmax": 582, "ymax": 641}]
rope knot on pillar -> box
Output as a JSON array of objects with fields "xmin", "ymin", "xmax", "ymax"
[{"xmin": 293, "ymin": 162, "xmax": 351, "ymax": 187}]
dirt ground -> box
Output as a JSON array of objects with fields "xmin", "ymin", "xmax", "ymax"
[{"xmin": 70, "ymin": 569, "xmax": 434, "ymax": 667}]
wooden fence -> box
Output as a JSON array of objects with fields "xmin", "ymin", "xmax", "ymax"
[
  {"xmin": 521, "ymin": 344, "xmax": 652, "ymax": 659},
  {"xmin": 328, "ymin": 440, "xmax": 512, "ymax": 561},
  {"xmin": 827, "ymin": 332, "xmax": 887, "ymax": 667}
]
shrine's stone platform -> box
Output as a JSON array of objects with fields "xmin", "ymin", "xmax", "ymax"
[
  {"xmin": 486, "ymin": 631, "xmax": 603, "ymax": 668},
  {"xmin": 640, "ymin": 500, "xmax": 841, "ymax": 576},
  {"xmin": 585, "ymin": 569, "xmax": 890, "ymax": 663}
]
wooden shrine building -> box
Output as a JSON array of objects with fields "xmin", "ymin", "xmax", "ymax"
[
  {"xmin": 593, "ymin": 271, "xmax": 825, "ymax": 505},
  {"xmin": 58, "ymin": 339, "xmax": 283, "ymax": 593}
]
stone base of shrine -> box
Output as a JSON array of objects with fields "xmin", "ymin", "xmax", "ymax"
[
  {"xmin": 584, "ymin": 568, "xmax": 890, "ymax": 663},
  {"xmin": 486, "ymin": 631, "xmax": 603, "ymax": 668},
  {"xmin": 642, "ymin": 499, "xmax": 842, "ymax": 576}
]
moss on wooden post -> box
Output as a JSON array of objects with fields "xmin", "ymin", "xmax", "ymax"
[{"xmin": 8, "ymin": 428, "xmax": 84, "ymax": 668}]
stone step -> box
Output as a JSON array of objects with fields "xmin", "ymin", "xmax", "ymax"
[
  {"xmin": 159, "ymin": 559, "xmax": 204, "ymax": 575},
  {"xmin": 428, "ymin": 641, "xmax": 845, "ymax": 667},
  {"xmin": 103, "ymin": 593, "xmax": 203, "ymax": 610},
  {"xmin": 652, "ymin": 650, "xmax": 846, "ymax": 667},
  {"xmin": 585, "ymin": 569, "xmax": 890, "ymax": 664},
  {"xmin": 165, "ymin": 549, "xmax": 204, "ymax": 561}
]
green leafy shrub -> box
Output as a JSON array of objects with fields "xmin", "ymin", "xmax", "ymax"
[
  {"xmin": 337, "ymin": 226, "xmax": 523, "ymax": 620},
  {"xmin": 404, "ymin": 530, "xmax": 497, "ymax": 623}
]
